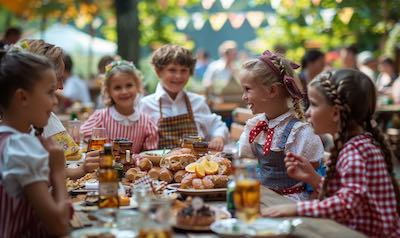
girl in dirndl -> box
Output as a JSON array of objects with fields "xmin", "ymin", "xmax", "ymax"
[
  {"xmin": 238, "ymin": 50, "xmax": 324, "ymax": 201},
  {"xmin": 141, "ymin": 45, "xmax": 229, "ymax": 151}
]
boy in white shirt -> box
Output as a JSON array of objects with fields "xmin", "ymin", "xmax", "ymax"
[{"xmin": 141, "ymin": 45, "xmax": 229, "ymax": 151}]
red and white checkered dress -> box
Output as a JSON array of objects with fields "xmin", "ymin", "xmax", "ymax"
[
  {"xmin": 297, "ymin": 133, "xmax": 400, "ymax": 238},
  {"xmin": 81, "ymin": 108, "xmax": 158, "ymax": 153}
]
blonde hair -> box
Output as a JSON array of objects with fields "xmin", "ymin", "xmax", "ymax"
[
  {"xmin": 102, "ymin": 62, "xmax": 144, "ymax": 107},
  {"xmin": 21, "ymin": 39, "xmax": 64, "ymax": 75},
  {"xmin": 242, "ymin": 55, "xmax": 305, "ymax": 120}
]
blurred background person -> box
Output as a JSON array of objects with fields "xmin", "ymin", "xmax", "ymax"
[
  {"xmin": 194, "ymin": 48, "xmax": 210, "ymax": 80},
  {"xmin": 0, "ymin": 27, "xmax": 21, "ymax": 50},
  {"xmin": 376, "ymin": 57, "xmax": 398, "ymax": 93},
  {"xmin": 62, "ymin": 54, "xmax": 92, "ymax": 107},
  {"xmin": 95, "ymin": 55, "xmax": 118, "ymax": 109},
  {"xmin": 203, "ymin": 40, "xmax": 238, "ymax": 97},
  {"xmin": 357, "ymin": 50, "xmax": 378, "ymax": 82},
  {"xmin": 340, "ymin": 45, "xmax": 358, "ymax": 69}
]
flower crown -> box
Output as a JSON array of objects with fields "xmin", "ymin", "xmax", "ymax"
[
  {"xmin": 105, "ymin": 60, "xmax": 136, "ymax": 77},
  {"xmin": 7, "ymin": 40, "xmax": 30, "ymax": 53}
]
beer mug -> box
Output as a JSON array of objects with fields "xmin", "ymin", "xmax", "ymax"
[
  {"xmin": 233, "ymin": 159, "xmax": 260, "ymax": 224},
  {"xmin": 137, "ymin": 198, "xmax": 173, "ymax": 238},
  {"xmin": 90, "ymin": 128, "xmax": 107, "ymax": 151}
]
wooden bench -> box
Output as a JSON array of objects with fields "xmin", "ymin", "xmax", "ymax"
[{"xmin": 230, "ymin": 108, "xmax": 254, "ymax": 141}]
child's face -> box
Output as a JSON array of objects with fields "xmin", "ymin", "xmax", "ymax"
[
  {"xmin": 157, "ymin": 63, "xmax": 191, "ymax": 97},
  {"xmin": 239, "ymin": 70, "xmax": 273, "ymax": 114},
  {"xmin": 107, "ymin": 72, "xmax": 138, "ymax": 110},
  {"xmin": 306, "ymin": 85, "xmax": 339, "ymax": 135},
  {"xmin": 27, "ymin": 69, "xmax": 58, "ymax": 128}
]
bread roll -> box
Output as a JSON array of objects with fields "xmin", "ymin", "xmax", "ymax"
[
  {"xmin": 159, "ymin": 168, "xmax": 173, "ymax": 183},
  {"xmin": 148, "ymin": 167, "xmax": 161, "ymax": 180},
  {"xmin": 173, "ymin": 170, "xmax": 186, "ymax": 183},
  {"xmin": 125, "ymin": 168, "xmax": 139, "ymax": 182},
  {"xmin": 138, "ymin": 158, "xmax": 153, "ymax": 171}
]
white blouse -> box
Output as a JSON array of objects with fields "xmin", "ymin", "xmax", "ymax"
[
  {"xmin": 238, "ymin": 110, "xmax": 323, "ymax": 162},
  {"xmin": 140, "ymin": 83, "xmax": 229, "ymax": 142},
  {"xmin": 43, "ymin": 112, "xmax": 66, "ymax": 138},
  {"xmin": 0, "ymin": 125, "xmax": 49, "ymax": 197}
]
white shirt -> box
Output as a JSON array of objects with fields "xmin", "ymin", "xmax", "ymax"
[
  {"xmin": 203, "ymin": 58, "xmax": 236, "ymax": 94},
  {"xmin": 0, "ymin": 125, "xmax": 49, "ymax": 197},
  {"xmin": 238, "ymin": 111, "xmax": 324, "ymax": 162},
  {"xmin": 63, "ymin": 75, "xmax": 92, "ymax": 104},
  {"xmin": 43, "ymin": 112, "xmax": 66, "ymax": 138},
  {"xmin": 141, "ymin": 83, "xmax": 229, "ymax": 141}
]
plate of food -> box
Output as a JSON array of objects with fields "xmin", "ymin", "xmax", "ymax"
[
  {"xmin": 210, "ymin": 218, "xmax": 300, "ymax": 238},
  {"xmin": 71, "ymin": 227, "xmax": 137, "ymax": 238},
  {"xmin": 167, "ymin": 183, "xmax": 227, "ymax": 196},
  {"xmin": 73, "ymin": 194, "xmax": 137, "ymax": 212},
  {"xmin": 172, "ymin": 197, "xmax": 231, "ymax": 231}
]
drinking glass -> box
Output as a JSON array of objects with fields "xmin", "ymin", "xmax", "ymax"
[
  {"xmin": 233, "ymin": 159, "xmax": 260, "ymax": 225},
  {"xmin": 137, "ymin": 198, "xmax": 173, "ymax": 238},
  {"xmin": 90, "ymin": 127, "xmax": 107, "ymax": 151},
  {"xmin": 67, "ymin": 119, "xmax": 81, "ymax": 146}
]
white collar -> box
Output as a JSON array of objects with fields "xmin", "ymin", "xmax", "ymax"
[
  {"xmin": 264, "ymin": 110, "xmax": 294, "ymax": 128},
  {"xmin": 110, "ymin": 105, "xmax": 140, "ymax": 124},
  {"xmin": 154, "ymin": 83, "xmax": 185, "ymax": 103},
  {"xmin": 0, "ymin": 125, "xmax": 19, "ymax": 134}
]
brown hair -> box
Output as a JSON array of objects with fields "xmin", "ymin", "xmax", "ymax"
[
  {"xmin": 151, "ymin": 44, "xmax": 196, "ymax": 75},
  {"xmin": 102, "ymin": 61, "xmax": 144, "ymax": 107},
  {"xmin": 22, "ymin": 39, "xmax": 64, "ymax": 77},
  {"xmin": 310, "ymin": 69, "xmax": 400, "ymax": 212},
  {"xmin": 241, "ymin": 54, "xmax": 305, "ymax": 120}
]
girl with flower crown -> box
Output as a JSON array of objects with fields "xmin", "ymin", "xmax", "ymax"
[
  {"xmin": 80, "ymin": 60, "xmax": 158, "ymax": 153},
  {"xmin": 238, "ymin": 51, "xmax": 324, "ymax": 201}
]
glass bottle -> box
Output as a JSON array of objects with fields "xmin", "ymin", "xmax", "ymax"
[{"xmin": 98, "ymin": 143, "xmax": 119, "ymax": 208}]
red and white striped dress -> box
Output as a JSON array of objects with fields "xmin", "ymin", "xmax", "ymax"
[
  {"xmin": 81, "ymin": 108, "xmax": 159, "ymax": 153},
  {"xmin": 297, "ymin": 133, "xmax": 400, "ymax": 237},
  {"xmin": 0, "ymin": 130, "xmax": 47, "ymax": 237}
]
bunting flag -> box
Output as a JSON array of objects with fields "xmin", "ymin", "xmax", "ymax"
[
  {"xmin": 176, "ymin": 15, "xmax": 190, "ymax": 30},
  {"xmin": 220, "ymin": 0, "xmax": 235, "ymax": 9},
  {"xmin": 246, "ymin": 11, "xmax": 264, "ymax": 28},
  {"xmin": 209, "ymin": 12, "xmax": 228, "ymax": 31},
  {"xmin": 202, "ymin": 0, "xmax": 216, "ymax": 9},
  {"xmin": 192, "ymin": 12, "xmax": 207, "ymax": 30},
  {"xmin": 320, "ymin": 8, "xmax": 336, "ymax": 28},
  {"xmin": 338, "ymin": 7, "xmax": 354, "ymax": 24},
  {"xmin": 228, "ymin": 12, "xmax": 245, "ymax": 29}
]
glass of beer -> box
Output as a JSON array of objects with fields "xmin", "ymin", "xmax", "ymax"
[
  {"xmin": 233, "ymin": 159, "xmax": 260, "ymax": 224},
  {"xmin": 137, "ymin": 198, "xmax": 173, "ymax": 238},
  {"xmin": 90, "ymin": 127, "xmax": 107, "ymax": 151}
]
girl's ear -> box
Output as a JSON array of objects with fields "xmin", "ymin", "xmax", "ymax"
[
  {"xmin": 331, "ymin": 105, "xmax": 341, "ymax": 123},
  {"xmin": 267, "ymin": 84, "xmax": 279, "ymax": 99},
  {"xmin": 14, "ymin": 88, "xmax": 29, "ymax": 106}
]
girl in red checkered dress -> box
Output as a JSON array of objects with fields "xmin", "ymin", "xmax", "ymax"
[
  {"xmin": 81, "ymin": 60, "xmax": 158, "ymax": 153},
  {"xmin": 0, "ymin": 51, "xmax": 69, "ymax": 236},
  {"xmin": 263, "ymin": 69, "xmax": 400, "ymax": 237}
]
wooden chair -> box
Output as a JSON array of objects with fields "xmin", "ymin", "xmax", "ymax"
[{"xmin": 230, "ymin": 108, "xmax": 253, "ymax": 141}]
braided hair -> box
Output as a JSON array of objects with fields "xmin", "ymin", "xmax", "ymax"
[
  {"xmin": 310, "ymin": 69, "xmax": 400, "ymax": 212},
  {"xmin": 242, "ymin": 54, "xmax": 305, "ymax": 120}
]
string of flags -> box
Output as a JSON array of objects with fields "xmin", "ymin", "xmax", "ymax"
[{"xmin": 176, "ymin": 8, "xmax": 354, "ymax": 32}]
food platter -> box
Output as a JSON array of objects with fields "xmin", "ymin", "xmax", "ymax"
[
  {"xmin": 167, "ymin": 183, "xmax": 227, "ymax": 200},
  {"xmin": 73, "ymin": 197, "xmax": 137, "ymax": 212}
]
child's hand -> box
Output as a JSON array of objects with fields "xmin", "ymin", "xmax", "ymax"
[
  {"xmin": 285, "ymin": 152, "xmax": 321, "ymax": 188},
  {"xmin": 261, "ymin": 204, "xmax": 297, "ymax": 217},
  {"xmin": 83, "ymin": 150, "xmax": 100, "ymax": 173},
  {"xmin": 208, "ymin": 136, "xmax": 224, "ymax": 151},
  {"xmin": 39, "ymin": 136, "xmax": 65, "ymax": 171}
]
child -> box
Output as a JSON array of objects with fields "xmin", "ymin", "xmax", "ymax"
[
  {"xmin": 262, "ymin": 69, "xmax": 400, "ymax": 237},
  {"xmin": 23, "ymin": 39, "xmax": 99, "ymax": 179},
  {"xmin": 238, "ymin": 50, "xmax": 324, "ymax": 201},
  {"xmin": 141, "ymin": 44, "xmax": 229, "ymax": 151},
  {"xmin": 81, "ymin": 60, "xmax": 158, "ymax": 153},
  {"xmin": 0, "ymin": 51, "xmax": 69, "ymax": 236}
]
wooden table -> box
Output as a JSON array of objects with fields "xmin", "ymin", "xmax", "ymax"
[{"xmin": 175, "ymin": 187, "xmax": 366, "ymax": 238}]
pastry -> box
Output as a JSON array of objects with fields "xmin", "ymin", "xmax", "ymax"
[
  {"xmin": 118, "ymin": 195, "xmax": 130, "ymax": 206},
  {"xmin": 138, "ymin": 158, "xmax": 153, "ymax": 171},
  {"xmin": 173, "ymin": 170, "xmax": 186, "ymax": 183},
  {"xmin": 201, "ymin": 176, "xmax": 215, "ymax": 189},
  {"xmin": 210, "ymin": 175, "xmax": 228, "ymax": 188},
  {"xmin": 159, "ymin": 168, "xmax": 173, "ymax": 183},
  {"xmin": 180, "ymin": 173, "xmax": 196, "ymax": 189},
  {"xmin": 125, "ymin": 168, "xmax": 139, "ymax": 182},
  {"xmin": 176, "ymin": 197, "xmax": 215, "ymax": 227},
  {"xmin": 142, "ymin": 153, "xmax": 162, "ymax": 166},
  {"xmin": 134, "ymin": 171, "xmax": 147, "ymax": 181},
  {"xmin": 148, "ymin": 167, "xmax": 161, "ymax": 180},
  {"xmin": 192, "ymin": 178, "xmax": 204, "ymax": 189},
  {"xmin": 160, "ymin": 154, "xmax": 197, "ymax": 171}
]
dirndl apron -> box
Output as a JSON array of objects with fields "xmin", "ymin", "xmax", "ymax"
[{"xmin": 157, "ymin": 93, "xmax": 198, "ymax": 149}]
